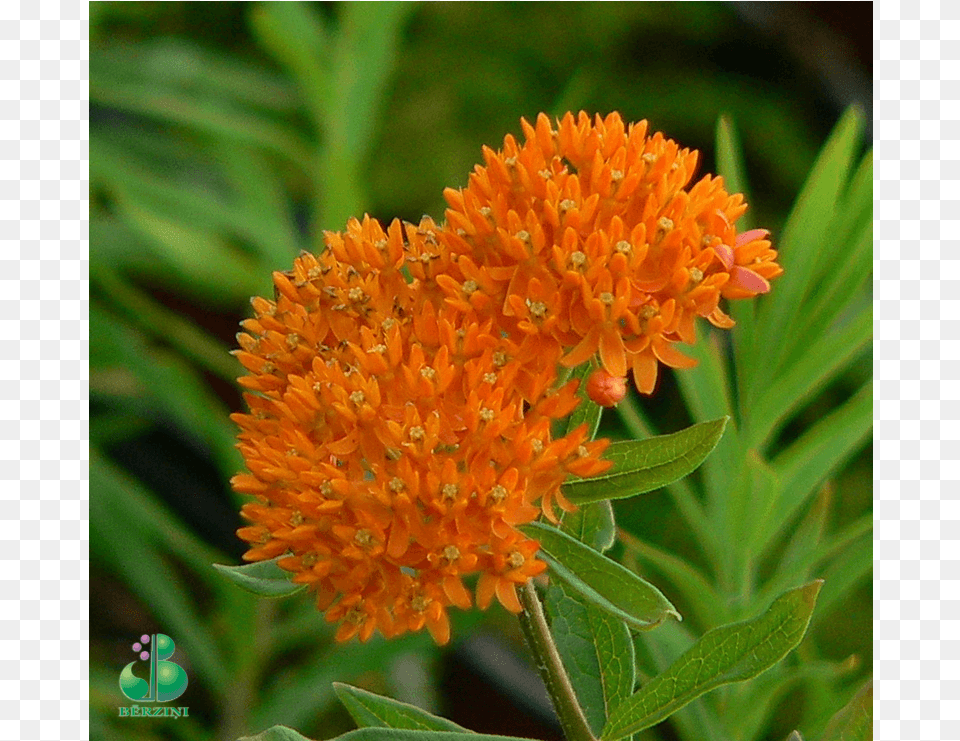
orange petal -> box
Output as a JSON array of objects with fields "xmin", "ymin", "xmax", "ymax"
[
  {"xmin": 496, "ymin": 579, "xmax": 522, "ymax": 613},
  {"xmin": 477, "ymin": 572, "xmax": 497, "ymax": 610},
  {"xmin": 652, "ymin": 337, "xmax": 698, "ymax": 369},
  {"xmin": 598, "ymin": 328, "xmax": 627, "ymax": 377},
  {"xmin": 631, "ymin": 352, "xmax": 658, "ymax": 394}
]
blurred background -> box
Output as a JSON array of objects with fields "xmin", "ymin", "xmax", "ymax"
[{"xmin": 89, "ymin": 3, "xmax": 872, "ymax": 741}]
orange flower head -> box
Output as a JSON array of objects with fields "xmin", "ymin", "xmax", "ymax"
[
  {"xmin": 231, "ymin": 113, "xmax": 777, "ymax": 644},
  {"xmin": 231, "ymin": 214, "xmax": 611, "ymax": 645},
  {"xmin": 441, "ymin": 111, "xmax": 781, "ymax": 395}
]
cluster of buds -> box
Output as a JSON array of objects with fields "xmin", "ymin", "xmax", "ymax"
[{"xmin": 231, "ymin": 112, "xmax": 780, "ymax": 643}]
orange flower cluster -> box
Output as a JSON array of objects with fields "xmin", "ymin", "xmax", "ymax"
[
  {"xmin": 439, "ymin": 111, "xmax": 781, "ymax": 394},
  {"xmin": 231, "ymin": 112, "xmax": 779, "ymax": 644}
]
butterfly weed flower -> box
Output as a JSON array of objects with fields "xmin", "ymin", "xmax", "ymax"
[
  {"xmin": 440, "ymin": 111, "xmax": 782, "ymax": 396},
  {"xmin": 231, "ymin": 112, "xmax": 779, "ymax": 644},
  {"xmin": 232, "ymin": 214, "xmax": 609, "ymax": 644}
]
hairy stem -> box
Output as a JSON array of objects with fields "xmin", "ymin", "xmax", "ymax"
[{"xmin": 517, "ymin": 579, "xmax": 597, "ymax": 741}]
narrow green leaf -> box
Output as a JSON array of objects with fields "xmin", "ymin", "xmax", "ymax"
[
  {"xmin": 213, "ymin": 556, "xmax": 307, "ymax": 598},
  {"xmin": 545, "ymin": 583, "xmax": 635, "ymax": 737},
  {"xmin": 91, "ymin": 450, "xmax": 230, "ymax": 696},
  {"xmin": 238, "ymin": 727, "xmax": 316, "ymax": 741},
  {"xmin": 563, "ymin": 417, "xmax": 728, "ymax": 505},
  {"xmin": 745, "ymin": 310, "xmax": 870, "ymax": 448},
  {"xmin": 792, "ymin": 220, "xmax": 871, "ymax": 353},
  {"xmin": 810, "ymin": 535, "xmax": 871, "ymax": 625},
  {"xmin": 111, "ymin": 192, "xmax": 264, "ymax": 306},
  {"xmin": 248, "ymin": 2, "xmax": 332, "ymax": 131},
  {"xmin": 757, "ymin": 383, "xmax": 872, "ymax": 559},
  {"xmin": 523, "ymin": 522, "xmax": 680, "ymax": 632},
  {"xmin": 618, "ymin": 531, "xmax": 722, "ymax": 631},
  {"xmin": 90, "ymin": 82, "xmax": 314, "ymax": 167},
  {"xmin": 92, "ymin": 265, "xmax": 241, "ymax": 384},
  {"xmin": 773, "ymin": 382, "xmax": 872, "ymax": 506},
  {"xmin": 601, "ymin": 581, "xmax": 823, "ymax": 741},
  {"xmin": 748, "ymin": 106, "xmax": 865, "ymax": 392},
  {"xmin": 715, "ymin": 113, "xmax": 757, "ymax": 383},
  {"xmin": 819, "ymin": 681, "xmax": 872, "ymax": 741},
  {"xmin": 333, "ymin": 684, "xmax": 467, "ymax": 732},
  {"xmin": 560, "ymin": 501, "xmax": 616, "ymax": 553},
  {"xmin": 715, "ymin": 114, "xmax": 753, "ymax": 225}
]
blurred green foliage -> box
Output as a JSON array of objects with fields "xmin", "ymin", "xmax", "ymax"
[{"xmin": 90, "ymin": 4, "xmax": 871, "ymax": 741}]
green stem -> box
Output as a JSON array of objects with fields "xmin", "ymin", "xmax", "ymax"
[{"xmin": 517, "ymin": 580, "xmax": 597, "ymax": 741}]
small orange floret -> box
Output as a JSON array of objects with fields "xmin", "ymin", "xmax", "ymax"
[
  {"xmin": 230, "ymin": 113, "xmax": 778, "ymax": 645},
  {"xmin": 586, "ymin": 368, "xmax": 628, "ymax": 407}
]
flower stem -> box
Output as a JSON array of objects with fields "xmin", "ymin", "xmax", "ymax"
[{"xmin": 517, "ymin": 579, "xmax": 597, "ymax": 741}]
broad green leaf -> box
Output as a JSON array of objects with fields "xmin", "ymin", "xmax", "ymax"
[
  {"xmin": 238, "ymin": 727, "xmax": 315, "ymax": 741},
  {"xmin": 560, "ymin": 501, "xmax": 616, "ymax": 553},
  {"xmin": 333, "ymin": 683, "xmax": 468, "ymax": 732},
  {"xmin": 547, "ymin": 499, "xmax": 633, "ymax": 736},
  {"xmin": 331, "ymin": 731, "xmax": 531, "ymax": 741},
  {"xmin": 564, "ymin": 360, "xmax": 604, "ymax": 440},
  {"xmin": 819, "ymin": 681, "xmax": 872, "ymax": 741},
  {"xmin": 545, "ymin": 582, "xmax": 635, "ymax": 736},
  {"xmin": 523, "ymin": 522, "xmax": 680, "ymax": 632},
  {"xmin": 563, "ymin": 417, "xmax": 728, "ymax": 504},
  {"xmin": 601, "ymin": 581, "xmax": 822, "ymax": 741},
  {"xmin": 213, "ymin": 556, "xmax": 307, "ymax": 598},
  {"xmin": 632, "ymin": 620, "xmax": 726, "ymax": 741}
]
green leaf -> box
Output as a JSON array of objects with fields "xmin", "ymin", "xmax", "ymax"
[
  {"xmin": 715, "ymin": 114, "xmax": 753, "ymax": 225},
  {"xmin": 601, "ymin": 581, "xmax": 823, "ymax": 741},
  {"xmin": 560, "ymin": 501, "xmax": 616, "ymax": 553},
  {"xmin": 213, "ymin": 556, "xmax": 307, "ymax": 598},
  {"xmin": 819, "ymin": 681, "xmax": 872, "ymax": 741},
  {"xmin": 545, "ymin": 582, "xmax": 635, "ymax": 736},
  {"xmin": 238, "ymin": 727, "xmax": 316, "ymax": 741},
  {"xmin": 333, "ymin": 683, "xmax": 468, "ymax": 732},
  {"xmin": 618, "ymin": 532, "xmax": 722, "ymax": 631},
  {"xmin": 91, "ymin": 81, "xmax": 314, "ymax": 167},
  {"xmin": 547, "ymin": 499, "xmax": 633, "ymax": 736},
  {"xmin": 248, "ymin": 2, "xmax": 332, "ymax": 132},
  {"xmin": 91, "ymin": 449, "xmax": 230, "ymax": 696},
  {"xmin": 613, "ymin": 396, "xmax": 720, "ymax": 568},
  {"xmin": 331, "ymin": 730, "xmax": 530, "ymax": 741},
  {"xmin": 523, "ymin": 521, "xmax": 680, "ymax": 632},
  {"xmin": 563, "ymin": 417, "xmax": 728, "ymax": 504},
  {"xmin": 745, "ymin": 309, "xmax": 870, "ymax": 448},
  {"xmin": 747, "ymin": 106, "xmax": 865, "ymax": 395}
]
